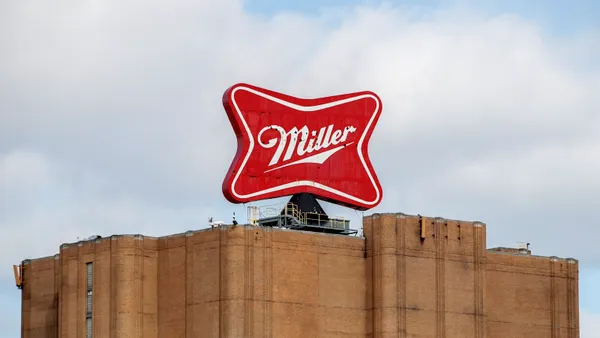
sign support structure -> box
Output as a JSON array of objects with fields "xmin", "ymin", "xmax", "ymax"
[{"xmin": 221, "ymin": 83, "xmax": 384, "ymax": 234}]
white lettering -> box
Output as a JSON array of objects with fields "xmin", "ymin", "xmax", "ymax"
[{"xmin": 258, "ymin": 124, "xmax": 356, "ymax": 170}]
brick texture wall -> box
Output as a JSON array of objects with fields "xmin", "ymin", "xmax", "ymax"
[{"xmin": 19, "ymin": 212, "xmax": 579, "ymax": 337}]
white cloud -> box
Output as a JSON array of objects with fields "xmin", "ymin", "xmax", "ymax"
[
  {"xmin": 581, "ymin": 310, "xmax": 600, "ymax": 338},
  {"xmin": 0, "ymin": 151, "xmax": 54, "ymax": 192},
  {"xmin": 1, "ymin": 0, "xmax": 600, "ymax": 335},
  {"xmin": 0, "ymin": 151, "xmax": 224, "ymax": 270}
]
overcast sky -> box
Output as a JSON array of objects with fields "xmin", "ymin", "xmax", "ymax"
[{"xmin": 1, "ymin": 0, "xmax": 599, "ymax": 336}]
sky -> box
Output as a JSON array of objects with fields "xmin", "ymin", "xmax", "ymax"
[{"xmin": 1, "ymin": 0, "xmax": 599, "ymax": 336}]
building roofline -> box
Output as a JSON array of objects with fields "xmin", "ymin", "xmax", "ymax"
[
  {"xmin": 487, "ymin": 248, "xmax": 578, "ymax": 263},
  {"xmin": 20, "ymin": 215, "xmax": 577, "ymax": 264},
  {"xmin": 21, "ymin": 254, "xmax": 59, "ymax": 265},
  {"xmin": 369, "ymin": 212, "xmax": 486, "ymax": 226},
  {"xmin": 57, "ymin": 223, "xmax": 364, "ymax": 248}
]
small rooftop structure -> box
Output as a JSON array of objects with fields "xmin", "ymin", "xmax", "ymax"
[
  {"xmin": 248, "ymin": 193, "xmax": 357, "ymax": 235},
  {"xmin": 488, "ymin": 245, "xmax": 531, "ymax": 256}
]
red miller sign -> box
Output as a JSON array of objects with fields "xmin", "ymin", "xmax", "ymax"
[{"xmin": 222, "ymin": 83, "xmax": 383, "ymax": 210}]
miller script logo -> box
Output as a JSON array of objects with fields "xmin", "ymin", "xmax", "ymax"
[
  {"xmin": 221, "ymin": 83, "xmax": 383, "ymax": 210},
  {"xmin": 258, "ymin": 124, "xmax": 357, "ymax": 172}
]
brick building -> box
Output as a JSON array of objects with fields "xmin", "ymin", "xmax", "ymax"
[{"xmin": 18, "ymin": 212, "xmax": 579, "ymax": 337}]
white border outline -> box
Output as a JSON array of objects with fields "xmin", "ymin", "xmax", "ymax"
[{"xmin": 228, "ymin": 85, "xmax": 382, "ymax": 207}]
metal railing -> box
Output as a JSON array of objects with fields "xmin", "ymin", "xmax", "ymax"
[
  {"xmin": 247, "ymin": 206, "xmax": 259, "ymax": 225},
  {"xmin": 282, "ymin": 202, "xmax": 306, "ymax": 224},
  {"xmin": 305, "ymin": 212, "xmax": 347, "ymax": 229},
  {"xmin": 248, "ymin": 202, "xmax": 348, "ymax": 229}
]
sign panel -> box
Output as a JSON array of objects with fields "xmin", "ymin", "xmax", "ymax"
[{"xmin": 222, "ymin": 83, "xmax": 383, "ymax": 210}]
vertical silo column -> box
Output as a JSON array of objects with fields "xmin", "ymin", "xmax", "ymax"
[{"xmin": 112, "ymin": 235, "xmax": 143, "ymax": 336}]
